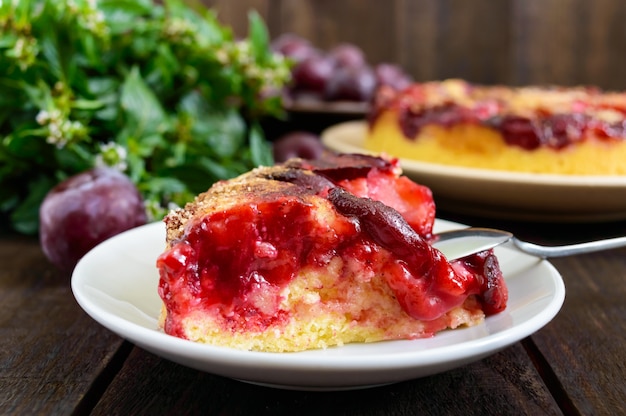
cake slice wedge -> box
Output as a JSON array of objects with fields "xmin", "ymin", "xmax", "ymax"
[{"xmin": 156, "ymin": 153, "xmax": 508, "ymax": 352}]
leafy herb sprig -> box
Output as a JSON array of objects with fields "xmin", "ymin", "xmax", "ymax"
[{"xmin": 0, "ymin": 0, "xmax": 290, "ymax": 234}]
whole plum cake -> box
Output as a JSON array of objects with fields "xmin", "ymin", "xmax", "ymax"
[
  {"xmin": 366, "ymin": 79, "xmax": 626, "ymax": 175},
  {"xmin": 156, "ymin": 153, "xmax": 508, "ymax": 352}
]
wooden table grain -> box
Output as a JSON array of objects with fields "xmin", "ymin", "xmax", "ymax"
[{"xmin": 1, "ymin": 212, "xmax": 625, "ymax": 415}]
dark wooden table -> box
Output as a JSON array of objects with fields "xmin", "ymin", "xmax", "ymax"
[{"xmin": 2, "ymin": 209, "xmax": 625, "ymax": 415}]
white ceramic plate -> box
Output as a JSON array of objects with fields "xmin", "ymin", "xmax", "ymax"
[
  {"xmin": 321, "ymin": 121, "xmax": 626, "ymax": 222},
  {"xmin": 72, "ymin": 221, "xmax": 565, "ymax": 391}
]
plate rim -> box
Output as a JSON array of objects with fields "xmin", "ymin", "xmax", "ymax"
[{"xmin": 71, "ymin": 220, "xmax": 566, "ymax": 390}]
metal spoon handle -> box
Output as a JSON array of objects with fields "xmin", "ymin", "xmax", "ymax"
[
  {"xmin": 433, "ymin": 227, "xmax": 626, "ymax": 260},
  {"xmin": 512, "ymin": 235, "xmax": 626, "ymax": 258},
  {"xmin": 432, "ymin": 228, "xmax": 513, "ymax": 260}
]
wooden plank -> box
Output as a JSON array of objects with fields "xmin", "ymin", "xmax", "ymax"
[
  {"xmin": 201, "ymin": 0, "xmax": 271, "ymax": 36},
  {"xmin": 395, "ymin": 0, "xmax": 439, "ymax": 82},
  {"xmin": 200, "ymin": 0, "xmax": 626, "ymax": 89},
  {"xmin": 272, "ymin": 0, "xmax": 402, "ymax": 66},
  {"xmin": 270, "ymin": 0, "xmax": 318, "ymax": 39},
  {"xmin": 399, "ymin": 0, "xmax": 513, "ymax": 84},
  {"xmin": 577, "ymin": 0, "xmax": 626, "ymax": 90},
  {"xmin": 531, "ymin": 251, "xmax": 626, "ymax": 415},
  {"xmin": 508, "ymin": 0, "xmax": 626, "ymax": 88},
  {"xmin": 512, "ymin": 0, "xmax": 583, "ymax": 86},
  {"xmin": 0, "ymin": 237, "xmax": 126, "ymax": 415},
  {"xmin": 91, "ymin": 344, "xmax": 560, "ymax": 415}
]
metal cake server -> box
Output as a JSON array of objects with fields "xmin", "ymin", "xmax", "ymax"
[{"xmin": 432, "ymin": 227, "xmax": 626, "ymax": 260}]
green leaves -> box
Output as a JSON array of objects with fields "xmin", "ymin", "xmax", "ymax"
[
  {"xmin": 0, "ymin": 0, "xmax": 290, "ymax": 234},
  {"xmin": 120, "ymin": 66, "xmax": 167, "ymax": 138},
  {"xmin": 248, "ymin": 10, "xmax": 271, "ymax": 64},
  {"xmin": 249, "ymin": 123, "xmax": 273, "ymax": 167}
]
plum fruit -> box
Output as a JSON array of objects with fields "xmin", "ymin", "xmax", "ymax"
[
  {"xmin": 325, "ymin": 65, "xmax": 377, "ymax": 101},
  {"xmin": 273, "ymin": 33, "xmax": 413, "ymax": 104},
  {"xmin": 328, "ymin": 43, "xmax": 366, "ymax": 69},
  {"xmin": 271, "ymin": 33, "xmax": 317, "ymax": 64},
  {"xmin": 273, "ymin": 132, "xmax": 325, "ymax": 162},
  {"xmin": 39, "ymin": 168, "xmax": 147, "ymax": 271},
  {"xmin": 374, "ymin": 63, "xmax": 413, "ymax": 90},
  {"xmin": 292, "ymin": 55, "xmax": 335, "ymax": 93}
]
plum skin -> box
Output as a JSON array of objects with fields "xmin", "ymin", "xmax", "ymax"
[
  {"xmin": 273, "ymin": 132, "xmax": 324, "ymax": 162},
  {"xmin": 39, "ymin": 167, "xmax": 148, "ymax": 271},
  {"xmin": 325, "ymin": 66, "xmax": 377, "ymax": 101}
]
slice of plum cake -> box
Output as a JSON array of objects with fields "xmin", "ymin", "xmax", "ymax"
[{"xmin": 156, "ymin": 153, "xmax": 508, "ymax": 352}]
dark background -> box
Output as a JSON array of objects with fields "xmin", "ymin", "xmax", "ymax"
[{"xmin": 201, "ymin": 0, "xmax": 626, "ymax": 90}]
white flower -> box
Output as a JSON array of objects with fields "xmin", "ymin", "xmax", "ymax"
[
  {"xmin": 95, "ymin": 142, "xmax": 128, "ymax": 171},
  {"xmin": 36, "ymin": 110, "xmax": 50, "ymax": 125}
]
